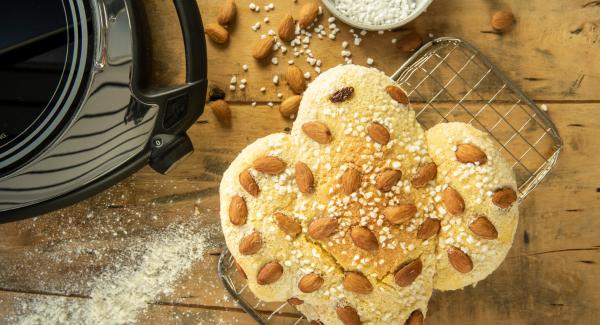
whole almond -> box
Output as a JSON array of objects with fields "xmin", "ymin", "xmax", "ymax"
[
  {"xmin": 286, "ymin": 66, "xmax": 307, "ymax": 94},
  {"xmin": 252, "ymin": 37, "xmax": 275, "ymax": 60},
  {"xmin": 205, "ymin": 23, "xmax": 229, "ymax": 44},
  {"xmin": 417, "ymin": 218, "xmax": 441, "ymax": 240},
  {"xmin": 278, "ymin": 14, "xmax": 295, "ymax": 41},
  {"xmin": 443, "ymin": 186, "xmax": 465, "ymax": 215},
  {"xmin": 273, "ymin": 212, "xmax": 302, "ymax": 237},
  {"xmin": 239, "ymin": 169, "xmax": 259, "ymax": 196},
  {"xmin": 253, "ymin": 156, "xmax": 286, "ymax": 175},
  {"xmin": 279, "ymin": 95, "xmax": 302, "ymax": 119},
  {"xmin": 491, "ymin": 10, "xmax": 515, "ymax": 32},
  {"xmin": 383, "ymin": 204, "xmax": 417, "ymax": 225},
  {"xmin": 469, "ymin": 216, "xmax": 498, "ymax": 239},
  {"xmin": 298, "ymin": 273, "xmax": 324, "ymax": 293},
  {"xmin": 492, "ymin": 187, "xmax": 517, "ymax": 208},
  {"xmin": 447, "ymin": 246, "xmax": 473, "ymax": 273},
  {"xmin": 239, "ymin": 231, "xmax": 262, "ymax": 255},
  {"xmin": 385, "ymin": 85, "xmax": 410, "ymax": 105},
  {"xmin": 397, "ymin": 32, "xmax": 423, "ymax": 53},
  {"xmin": 295, "ymin": 162, "xmax": 315, "ymax": 194},
  {"xmin": 287, "ymin": 297, "xmax": 304, "ymax": 306},
  {"xmin": 229, "ymin": 195, "xmax": 247, "ymax": 225},
  {"xmin": 234, "ymin": 261, "xmax": 247, "ymax": 279},
  {"xmin": 350, "ymin": 226, "xmax": 379, "ymax": 251},
  {"xmin": 343, "ymin": 272, "xmax": 373, "ymax": 294},
  {"xmin": 308, "ymin": 217, "xmax": 337, "ymax": 240},
  {"xmin": 367, "ymin": 122, "xmax": 390, "ymax": 145},
  {"xmin": 210, "ymin": 100, "xmax": 231, "ymax": 126},
  {"xmin": 411, "ymin": 162, "xmax": 437, "ymax": 188},
  {"xmin": 217, "ymin": 0, "xmax": 237, "ymax": 25},
  {"xmin": 336, "ymin": 305, "xmax": 361, "ymax": 325},
  {"xmin": 302, "ymin": 121, "xmax": 332, "ymax": 144},
  {"xmin": 299, "ymin": 2, "xmax": 319, "ymax": 29},
  {"xmin": 257, "ymin": 261, "xmax": 284, "ymax": 285},
  {"xmin": 376, "ymin": 169, "xmax": 402, "ymax": 192},
  {"xmin": 406, "ymin": 310, "xmax": 424, "ymax": 325},
  {"xmin": 394, "ymin": 259, "xmax": 423, "ymax": 287},
  {"xmin": 341, "ymin": 168, "xmax": 361, "ymax": 195},
  {"xmin": 456, "ymin": 144, "xmax": 488, "ymax": 165}
]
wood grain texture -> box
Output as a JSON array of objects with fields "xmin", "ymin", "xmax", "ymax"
[
  {"xmin": 142, "ymin": 0, "xmax": 600, "ymax": 102},
  {"xmin": 1, "ymin": 0, "xmax": 599, "ymax": 324}
]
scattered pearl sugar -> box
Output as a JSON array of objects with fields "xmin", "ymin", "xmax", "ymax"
[{"xmin": 333, "ymin": 0, "xmax": 418, "ymax": 26}]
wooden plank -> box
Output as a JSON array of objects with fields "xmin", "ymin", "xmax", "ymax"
[
  {"xmin": 140, "ymin": 0, "xmax": 600, "ymax": 102},
  {"xmin": 0, "ymin": 103, "xmax": 598, "ymax": 324},
  {"xmin": 0, "ymin": 291, "xmax": 298, "ymax": 325}
]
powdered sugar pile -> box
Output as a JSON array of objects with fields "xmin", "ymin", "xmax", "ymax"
[
  {"xmin": 10, "ymin": 223, "xmax": 213, "ymax": 324},
  {"xmin": 333, "ymin": 0, "xmax": 418, "ymax": 26}
]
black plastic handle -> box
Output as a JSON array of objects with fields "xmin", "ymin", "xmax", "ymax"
[
  {"xmin": 173, "ymin": 0, "xmax": 207, "ymax": 83},
  {"xmin": 127, "ymin": 0, "xmax": 208, "ymax": 135}
]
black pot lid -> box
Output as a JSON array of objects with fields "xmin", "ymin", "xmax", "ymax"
[{"xmin": 0, "ymin": 0, "xmax": 92, "ymax": 174}]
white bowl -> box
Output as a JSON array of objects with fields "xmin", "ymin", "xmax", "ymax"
[{"xmin": 321, "ymin": 0, "xmax": 434, "ymax": 31}]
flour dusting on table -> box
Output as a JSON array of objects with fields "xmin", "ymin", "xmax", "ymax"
[{"xmin": 11, "ymin": 223, "xmax": 213, "ymax": 324}]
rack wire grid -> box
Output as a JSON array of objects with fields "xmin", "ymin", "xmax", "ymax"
[{"xmin": 218, "ymin": 37, "xmax": 563, "ymax": 325}]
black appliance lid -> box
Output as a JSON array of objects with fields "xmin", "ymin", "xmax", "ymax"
[{"xmin": 0, "ymin": 0, "xmax": 92, "ymax": 173}]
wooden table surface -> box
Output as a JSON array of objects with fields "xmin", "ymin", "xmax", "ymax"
[{"xmin": 2, "ymin": 1, "xmax": 600, "ymax": 324}]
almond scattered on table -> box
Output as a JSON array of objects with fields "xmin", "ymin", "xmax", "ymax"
[
  {"xmin": 299, "ymin": 2, "xmax": 319, "ymax": 29},
  {"xmin": 217, "ymin": 0, "xmax": 237, "ymax": 26},
  {"xmin": 286, "ymin": 66, "xmax": 307, "ymax": 94},
  {"xmin": 491, "ymin": 10, "xmax": 515, "ymax": 32},
  {"xmin": 279, "ymin": 95, "xmax": 302, "ymax": 119},
  {"xmin": 252, "ymin": 37, "xmax": 275, "ymax": 60},
  {"xmin": 278, "ymin": 14, "xmax": 296, "ymax": 42},
  {"xmin": 205, "ymin": 23, "xmax": 229, "ymax": 44},
  {"xmin": 210, "ymin": 99, "xmax": 231, "ymax": 126},
  {"xmin": 397, "ymin": 32, "xmax": 422, "ymax": 53}
]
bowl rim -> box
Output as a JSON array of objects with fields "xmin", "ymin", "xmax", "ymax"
[{"xmin": 321, "ymin": 0, "xmax": 434, "ymax": 31}]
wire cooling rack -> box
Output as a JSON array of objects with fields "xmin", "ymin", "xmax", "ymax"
[{"xmin": 218, "ymin": 37, "xmax": 563, "ymax": 325}]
